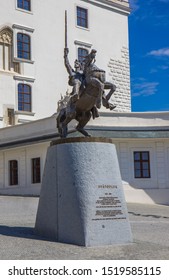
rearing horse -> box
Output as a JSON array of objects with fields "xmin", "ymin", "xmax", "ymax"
[{"xmin": 57, "ymin": 49, "xmax": 116, "ymax": 138}]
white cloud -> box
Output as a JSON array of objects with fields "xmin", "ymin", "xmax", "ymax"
[
  {"xmin": 159, "ymin": 65, "xmax": 169, "ymax": 70},
  {"xmin": 150, "ymin": 65, "xmax": 169, "ymax": 73},
  {"xmin": 129, "ymin": 1, "xmax": 169, "ymax": 25},
  {"xmin": 132, "ymin": 82, "xmax": 159, "ymax": 97},
  {"xmin": 148, "ymin": 48, "xmax": 169, "ymax": 57}
]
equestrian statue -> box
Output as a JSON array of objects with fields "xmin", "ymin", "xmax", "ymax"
[{"xmin": 56, "ymin": 12, "xmax": 117, "ymax": 138}]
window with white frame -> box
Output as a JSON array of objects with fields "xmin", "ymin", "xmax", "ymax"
[
  {"xmin": 17, "ymin": 0, "xmax": 31, "ymax": 11},
  {"xmin": 12, "ymin": 24, "xmax": 34, "ymax": 63},
  {"xmin": 78, "ymin": 47, "xmax": 88, "ymax": 63},
  {"xmin": 74, "ymin": 40, "xmax": 92, "ymax": 64},
  {"xmin": 76, "ymin": 6, "xmax": 88, "ymax": 28},
  {"xmin": 18, "ymin": 83, "xmax": 32, "ymax": 112},
  {"xmin": 133, "ymin": 151, "xmax": 151, "ymax": 179},
  {"xmin": 17, "ymin": 33, "xmax": 31, "ymax": 60}
]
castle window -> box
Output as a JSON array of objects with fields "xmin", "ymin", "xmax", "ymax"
[
  {"xmin": 76, "ymin": 7, "xmax": 88, "ymax": 28},
  {"xmin": 17, "ymin": 0, "xmax": 31, "ymax": 11},
  {"xmin": 32, "ymin": 158, "xmax": 41, "ymax": 183},
  {"xmin": 17, "ymin": 33, "xmax": 31, "ymax": 60},
  {"xmin": 134, "ymin": 151, "xmax": 151, "ymax": 178},
  {"xmin": 78, "ymin": 48, "xmax": 88, "ymax": 63},
  {"xmin": 9, "ymin": 160, "xmax": 18, "ymax": 185},
  {"xmin": 18, "ymin": 83, "xmax": 31, "ymax": 112}
]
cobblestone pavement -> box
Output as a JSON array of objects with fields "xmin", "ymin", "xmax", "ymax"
[{"xmin": 0, "ymin": 196, "xmax": 169, "ymax": 260}]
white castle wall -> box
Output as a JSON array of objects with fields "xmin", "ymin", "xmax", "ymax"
[
  {"xmin": 0, "ymin": 113, "xmax": 169, "ymax": 205},
  {"xmin": 0, "ymin": 0, "xmax": 131, "ymax": 128},
  {"xmin": 108, "ymin": 47, "xmax": 131, "ymax": 112}
]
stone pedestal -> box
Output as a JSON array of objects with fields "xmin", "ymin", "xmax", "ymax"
[{"xmin": 35, "ymin": 137, "xmax": 132, "ymax": 246}]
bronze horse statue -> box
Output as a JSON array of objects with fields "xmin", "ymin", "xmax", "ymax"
[{"xmin": 57, "ymin": 49, "xmax": 116, "ymax": 138}]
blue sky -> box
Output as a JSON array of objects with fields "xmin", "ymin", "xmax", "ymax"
[{"xmin": 129, "ymin": 0, "xmax": 169, "ymax": 112}]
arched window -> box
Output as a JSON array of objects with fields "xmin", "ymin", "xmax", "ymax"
[
  {"xmin": 78, "ymin": 48, "xmax": 88, "ymax": 63},
  {"xmin": 17, "ymin": 33, "xmax": 31, "ymax": 60},
  {"xmin": 17, "ymin": 0, "xmax": 31, "ymax": 11},
  {"xmin": 0, "ymin": 27, "xmax": 13, "ymax": 71},
  {"xmin": 18, "ymin": 83, "xmax": 31, "ymax": 112}
]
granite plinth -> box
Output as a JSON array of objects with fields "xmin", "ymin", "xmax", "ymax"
[{"xmin": 35, "ymin": 137, "xmax": 132, "ymax": 246}]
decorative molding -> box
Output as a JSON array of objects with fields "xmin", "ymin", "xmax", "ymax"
[
  {"xmin": 18, "ymin": 119, "xmax": 33, "ymax": 123},
  {"xmin": 13, "ymin": 57, "xmax": 34, "ymax": 64},
  {"xmin": 74, "ymin": 40, "xmax": 92, "ymax": 48},
  {"xmin": 16, "ymin": 7, "xmax": 33, "ymax": 15},
  {"xmin": 15, "ymin": 111, "xmax": 35, "ymax": 116},
  {"xmin": 101, "ymin": 0, "xmax": 129, "ymax": 8},
  {"xmin": 0, "ymin": 27, "xmax": 13, "ymax": 45},
  {"xmin": 14, "ymin": 75, "xmax": 35, "ymax": 83},
  {"xmin": 82, "ymin": 0, "xmax": 130, "ymax": 15},
  {"xmin": 0, "ymin": 69, "xmax": 15, "ymax": 76},
  {"xmin": 12, "ymin": 24, "xmax": 34, "ymax": 33}
]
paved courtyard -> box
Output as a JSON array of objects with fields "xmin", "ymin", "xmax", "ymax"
[{"xmin": 0, "ymin": 196, "xmax": 169, "ymax": 260}]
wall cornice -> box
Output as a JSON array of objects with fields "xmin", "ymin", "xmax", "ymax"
[
  {"xmin": 12, "ymin": 24, "xmax": 34, "ymax": 33},
  {"xmin": 82, "ymin": 0, "xmax": 130, "ymax": 15}
]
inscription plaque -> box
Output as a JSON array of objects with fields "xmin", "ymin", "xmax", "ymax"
[{"xmin": 92, "ymin": 185, "xmax": 127, "ymax": 221}]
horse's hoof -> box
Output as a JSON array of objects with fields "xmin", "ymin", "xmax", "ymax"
[
  {"xmin": 110, "ymin": 105, "xmax": 116, "ymax": 110},
  {"xmin": 85, "ymin": 132, "xmax": 92, "ymax": 137}
]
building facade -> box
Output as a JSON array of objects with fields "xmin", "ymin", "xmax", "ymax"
[
  {"xmin": 0, "ymin": 0, "xmax": 131, "ymax": 129},
  {"xmin": 0, "ymin": 112, "xmax": 169, "ymax": 206},
  {"xmin": 1, "ymin": 1, "xmax": 169, "ymax": 205}
]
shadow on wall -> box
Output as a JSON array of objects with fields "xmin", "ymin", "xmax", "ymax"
[{"xmin": 123, "ymin": 182, "xmax": 169, "ymax": 206}]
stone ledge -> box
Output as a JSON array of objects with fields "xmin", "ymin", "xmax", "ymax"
[{"xmin": 51, "ymin": 137, "xmax": 114, "ymax": 146}]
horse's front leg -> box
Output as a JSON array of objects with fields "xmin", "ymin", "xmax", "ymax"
[
  {"xmin": 102, "ymin": 82, "xmax": 116, "ymax": 110},
  {"xmin": 104, "ymin": 82, "xmax": 116, "ymax": 101}
]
